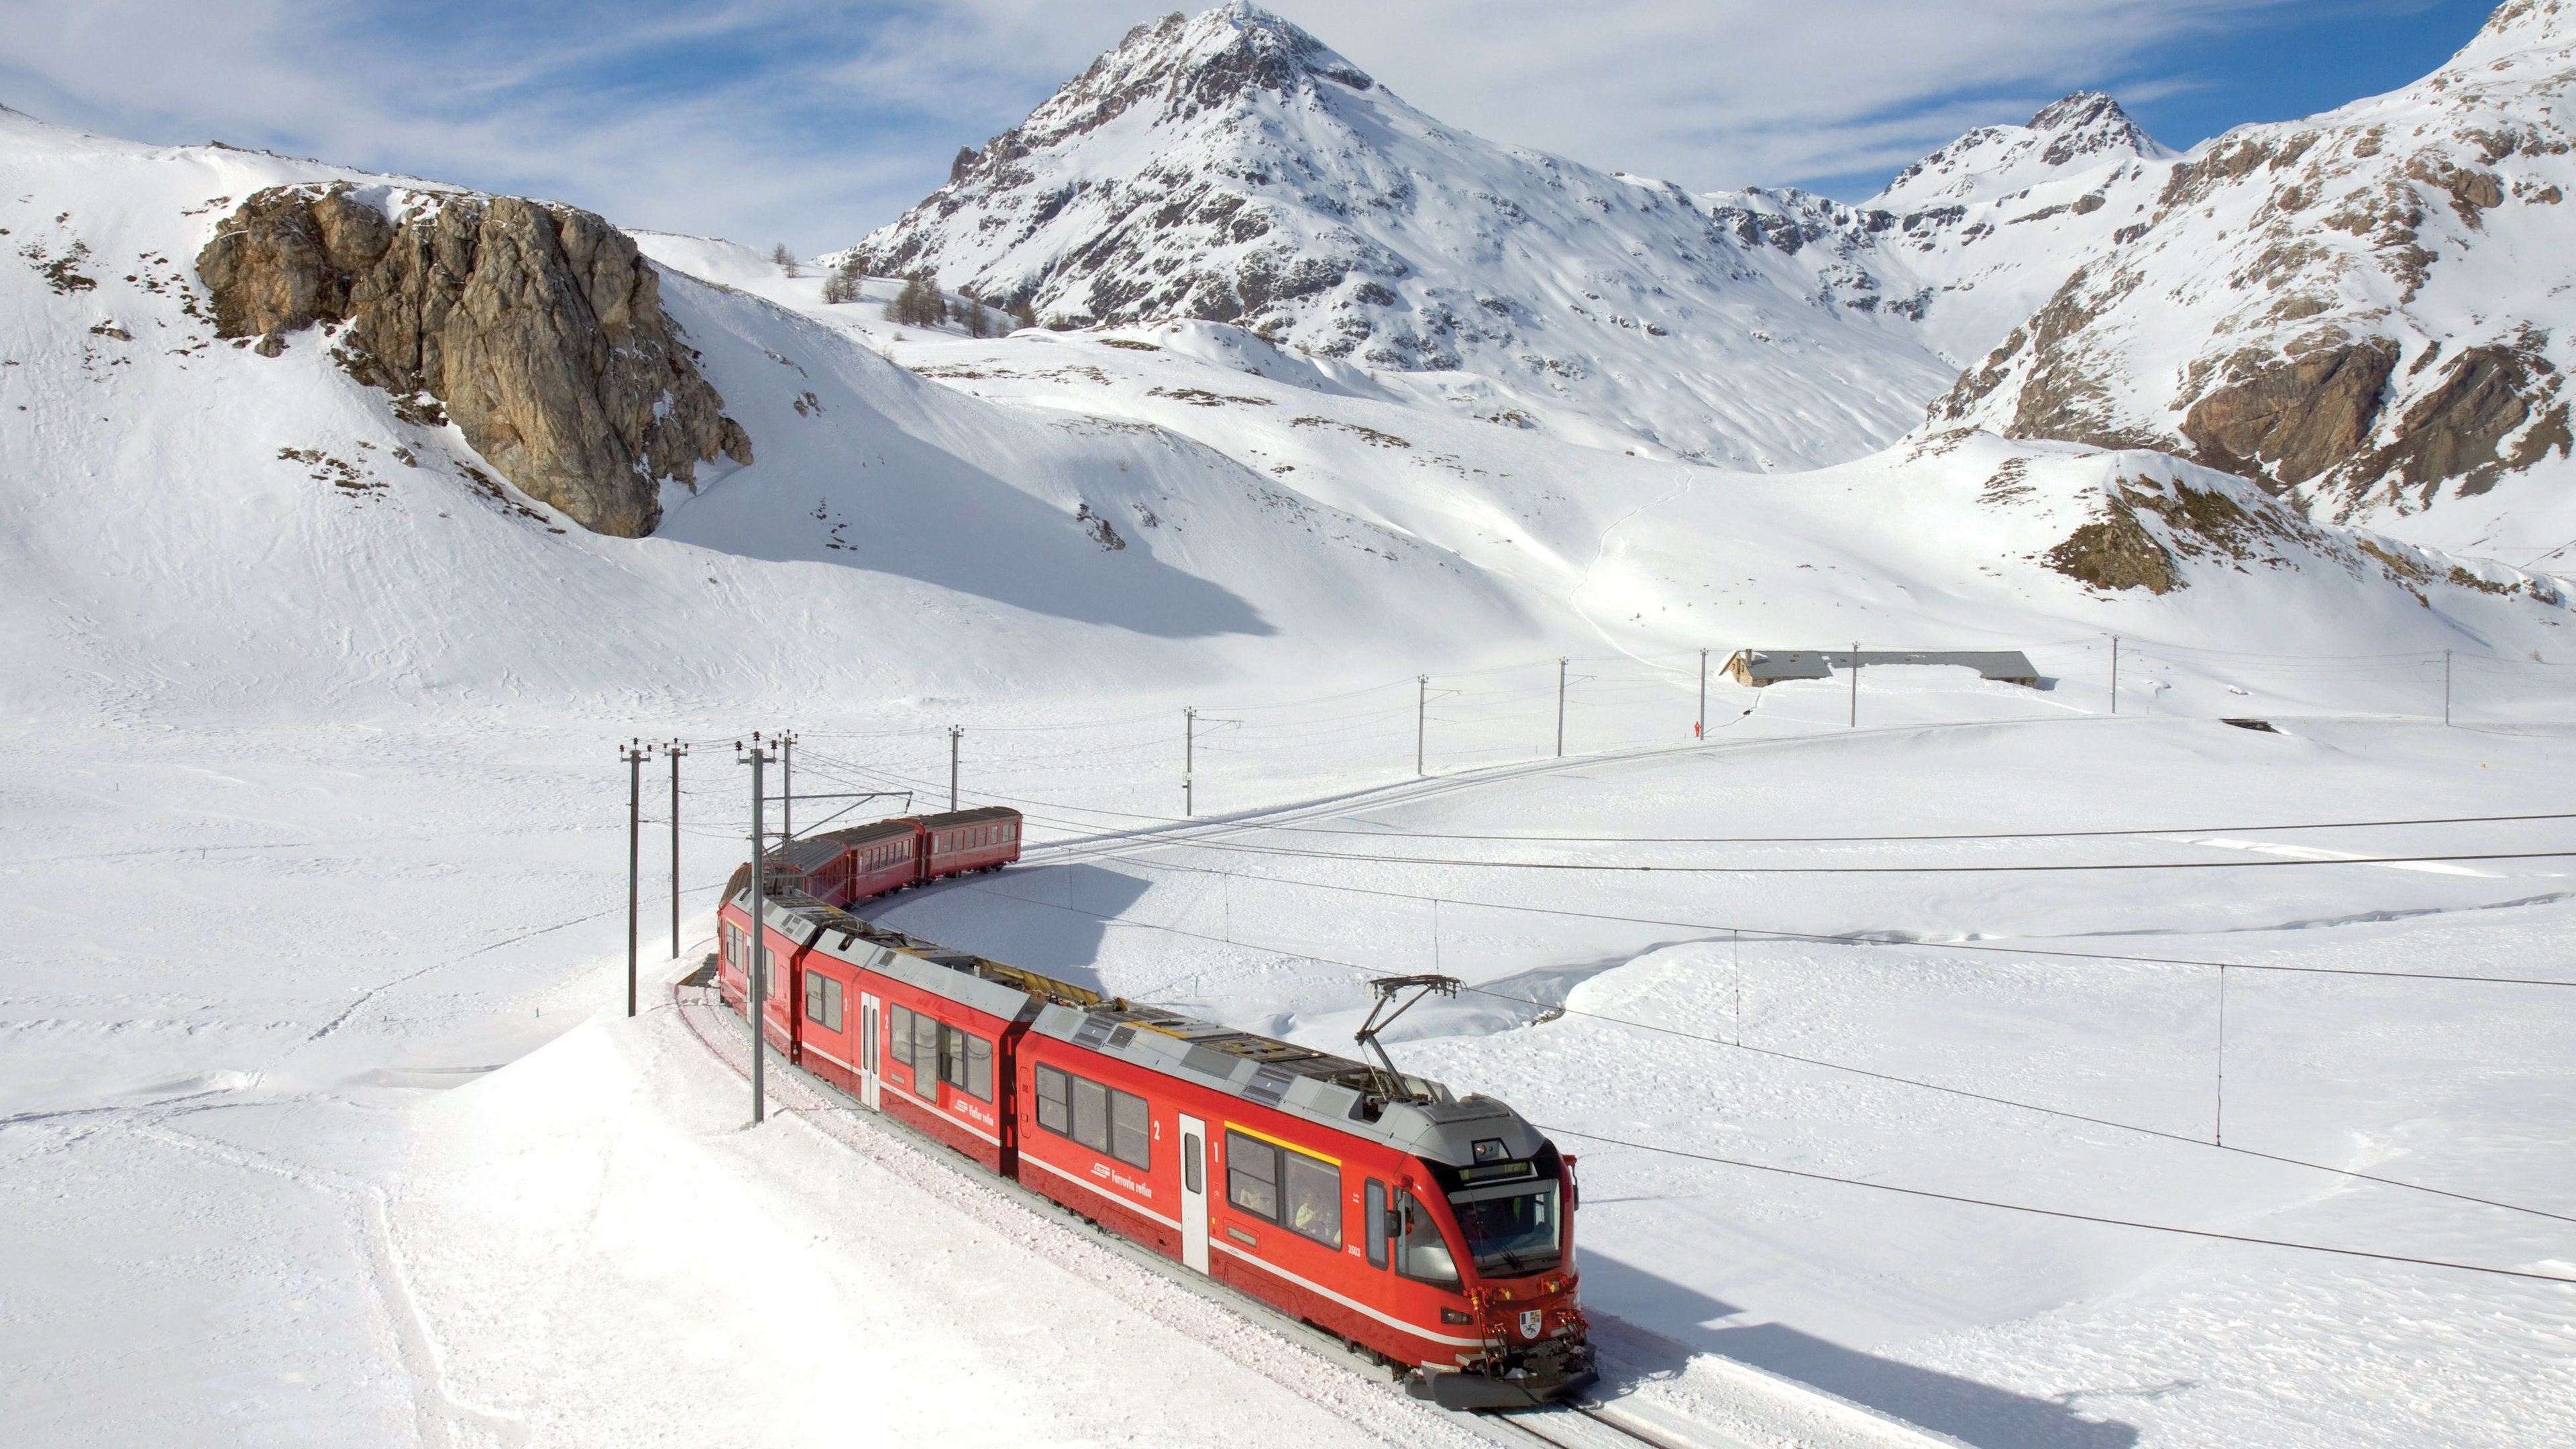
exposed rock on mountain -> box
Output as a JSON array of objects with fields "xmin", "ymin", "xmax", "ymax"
[
  {"xmin": 198, "ymin": 184, "xmax": 751, "ymax": 537},
  {"xmin": 1932, "ymin": 0, "xmax": 2576, "ymax": 541}
]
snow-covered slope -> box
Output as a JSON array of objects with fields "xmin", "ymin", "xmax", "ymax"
[
  {"xmin": 1933, "ymin": 0, "xmax": 2576, "ymax": 553},
  {"xmin": 0, "ymin": 106, "xmax": 1553, "ymax": 722}
]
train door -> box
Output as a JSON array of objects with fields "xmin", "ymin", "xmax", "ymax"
[
  {"xmin": 857, "ymin": 994, "xmax": 881, "ymax": 1110},
  {"xmin": 1177, "ymin": 1112, "xmax": 1210, "ymax": 1274}
]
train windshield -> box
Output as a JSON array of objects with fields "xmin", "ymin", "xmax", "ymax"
[{"xmin": 1448, "ymin": 1180, "xmax": 1562, "ymax": 1276}]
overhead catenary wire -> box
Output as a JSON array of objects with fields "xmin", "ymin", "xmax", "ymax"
[
  {"xmin": 1071, "ymin": 808, "xmax": 2576, "ymax": 847},
  {"xmin": 1040, "ymin": 833, "xmax": 2576, "ymax": 875},
  {"xmin": 913, "ymin": 875, "xmax": 2576, "ymax": 1230},
  {"xmin": 997, "ymin": 836, "xmax": 2576, "ymax": 991},
  {"xmin": 1544, "ymin": 1127, "xmax": 2576, "ymax": 1287},
  {"xmin": 793, "ymin": 744, "xmax": 2576, "ymax": 849},
  {"xmin": 792, "ymin": 757, "xmax": 2576, "ymax": 990}
]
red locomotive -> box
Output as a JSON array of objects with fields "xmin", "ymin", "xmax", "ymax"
[{"xmin": 714, "ymin": 810, "xmax": 1596, "ymax": 1409}]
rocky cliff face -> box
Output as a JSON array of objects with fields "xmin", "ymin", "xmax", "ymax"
[
  {"xmin": 1929, "ymin": 0, "xmax": 2576, "ymax": 536},
  {"xmin": 198, "ymin": 184, "xmax": 751, "ymax": 537}
]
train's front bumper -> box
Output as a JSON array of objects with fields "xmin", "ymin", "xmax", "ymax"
[{"xmin": 1405, "ymin": 1332, "xmax": 1597, "ymax": 1410}]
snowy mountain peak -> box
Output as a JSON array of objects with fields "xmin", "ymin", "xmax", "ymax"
[
  {"xmin": 1874, "ymin": 91, "xmax": 2171, "ymax": 209},
  {"xmin": 831, "ymin": 2, "xmax": 1970, "ymax": 471},
  {"xmin": 1093, "ymin": 3, "xmax": 1375, "ymax": 97},
  {"xmin": 991, "ymin": 3, "xmax": 1371, "ymax": 162},
  {"xmin": 2025, "ymin": 92, "xmax": 2160, "ymax": 159}
]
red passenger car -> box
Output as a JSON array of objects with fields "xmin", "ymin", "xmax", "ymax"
[
  {"xmin": 910, "ymin": 806, "xmax": 1021, "ymax": 885},
  {"xmin": 712, "ymin": 818, "xmax": 1593, "ymax": 1409}
]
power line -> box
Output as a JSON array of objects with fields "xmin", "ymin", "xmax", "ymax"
[
  {"xmin": 775, "ymin": 743, "xmax": 2576, "ymax": 857},
  {"xmin": 914, "ymin": 875, "xmax": 2576, "ymax": 1228},
  {"xmin": 1044, "ymin": 831, "xmax": 2576, "ymax": 876},
  {"xmin": 792, "ymin": 749, "xmax": 2576, "ymax": 989},
  {"xmin": 1002, "ymin": 845, "xmax": 2576, "ymax": 990},
  {"xmin": 1545, "ymin": 1127, "xmax": 2576, "ymax": 1288},
  {"xmin": 1158, "ymin": 809, "xmax": 2576, "ymax": 848}
]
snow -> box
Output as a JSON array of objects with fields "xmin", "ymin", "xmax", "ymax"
[{"xmin": 7, "ymin": 48, "xmax": 2576, "ymax": 1449}]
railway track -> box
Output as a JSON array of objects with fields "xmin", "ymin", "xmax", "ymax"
[{"xmin": 1474, "ymin": 1402, "xmax": 1717, "ymax": 1449}]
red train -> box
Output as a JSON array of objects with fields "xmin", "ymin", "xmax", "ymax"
[{"xmin": 714, "ymin": 810, "xmax": 1595, "ymax": 1409}]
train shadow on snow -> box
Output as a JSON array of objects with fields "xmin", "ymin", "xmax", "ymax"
[
  {"xmin": 871, "ymin": 863, "xmax": 1155, "ymax": 991},
  {"xmin": 1578, "ymin": 1252, "xmax": 2141, "ymax": 1449}
]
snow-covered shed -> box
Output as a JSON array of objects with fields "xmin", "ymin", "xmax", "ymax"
[{"xmin": 1724, "ymin": 649, "xmax": 2040, "ymax": 688}]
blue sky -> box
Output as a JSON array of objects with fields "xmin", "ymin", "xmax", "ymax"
[{"xmin": 0, "ymin": 0, "xmax": 2506, "ymax": 251}]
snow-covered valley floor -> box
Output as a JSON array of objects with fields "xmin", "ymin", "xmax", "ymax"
[{"xmin": 8, "ymin": 686, "xmax": 2573, "ymax": 1448}]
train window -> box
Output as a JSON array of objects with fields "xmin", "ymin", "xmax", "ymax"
[
  {"xmin": 1109, "ymin": 1089, "xmax": 1149, "ymax": 1169},
  {"xmin": 1224, "ymin": 1131, "xmax": 1279, "ymax": 1220},
  {"xmin": 1364, "ymin": 1181, "xmax": 1389, "ymax": 1268},
  {"xmin": 1071, "ymin": 1077, "xmax": 1110, "ymax": 1153},
  {"xmin": 1448, "ymin": 1180, "xmax": 1563, "ymax": 1275},
  {"xmin": 1395, "ymin": 1192, "xmax": 1460, "ymax": 1289},
  {"xmin": 888, "ymin": 1006, "xmax": 912, "ymax": 1067},
  {"xmin": 1035, "ymin": 1064, "xmax": 1070, "ymax": 1134},
  {"xmin": 912, "ymin": 1013, "xmax": 940, "ymax": 1100},
  {"xmin": 1183, "ymin": 1134, "xmax": 1203, "ymax": 1194},
  {"xmin": 804, "ymin": 973, "xmax": 842, "ymax": 1032},
  {"xmin": 937, "ymin": 1026, "xmax": 994, "ymax": 1101},
  {"xmin": 1282, "ymin": 1152, "xmax": 1341, "ymax": 1248}
]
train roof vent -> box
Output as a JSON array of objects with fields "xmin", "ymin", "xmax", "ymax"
[
  {"xmin": 1182, "ymin": 1044, "xmax": 1242, "ymax": 1082},
  {"xmin": 1242, "ymin": 1065, "xmax": 1295, "ymax": 1106},
  {"xmin": 1074, "ymin": 1014, "xmax": 1118, "ymax": 1048}
]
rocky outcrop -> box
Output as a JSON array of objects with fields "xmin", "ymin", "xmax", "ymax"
[
  {"xmin": 2180, "ymin": 334, "xmax": 2400, "ymax": 488},
  {"xmin": 198, "ymin": 184, "xmax": 751, "ymax": 537},
  {"xmin": 2046, "ymin": 502, "xmax": 2178, "ymax": 593},
  {"xmin": 2356, "ymin": 340, "xmax": 2571, "ymax": 498}
]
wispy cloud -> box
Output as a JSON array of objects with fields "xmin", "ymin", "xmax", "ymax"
[{"xmin": 0, "ymin": 0, "xmax": 2474, "ymax": 250}]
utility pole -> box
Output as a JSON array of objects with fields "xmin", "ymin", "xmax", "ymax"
[
  {"xmin": 777, "ymin": 730, "xmax": 797, "ymax": 840},
  {"xmin": 1697, "ymin": 648, "xmax": 1708, "ymax": 739},
  {"xmin": 737, "ymin": 740, "xmax": 773, "ymax": 1125},
  {"xmin": 1556, "ymin": 658, "xmax": 1568, "ymax": 757},
  {"xmin": 2214, "ymin": 965, "xmax": 2228, "ymax": 1146},
  {"xmin": 1183, "ymin": 707, "xmax": 1197, "ymax": 817},
  {"xmin": 1417, "ymin": 676, "xmax": 1428, "ymax": 776},
  {"xmin": 2110, "ymin": 636, "xmax": 2119, "ymax": 716},
  {"xmin": 665, "ymin": 740, "xmax": 688, "ymax": 961},
  {"xmin": 621, "ymin": 740, "xmax": 651, "ymax": 1018},
  {"xmin": 949, "ymin": 725, "xmax": 962, "ymax": 809},
  {"xmin": 1849, "ymin": 641, "xmax": 1860, "ymax": 728},
  {"xmin": 2443, "ymin": 649, "xmax": 2453, "ymax": 725}
]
